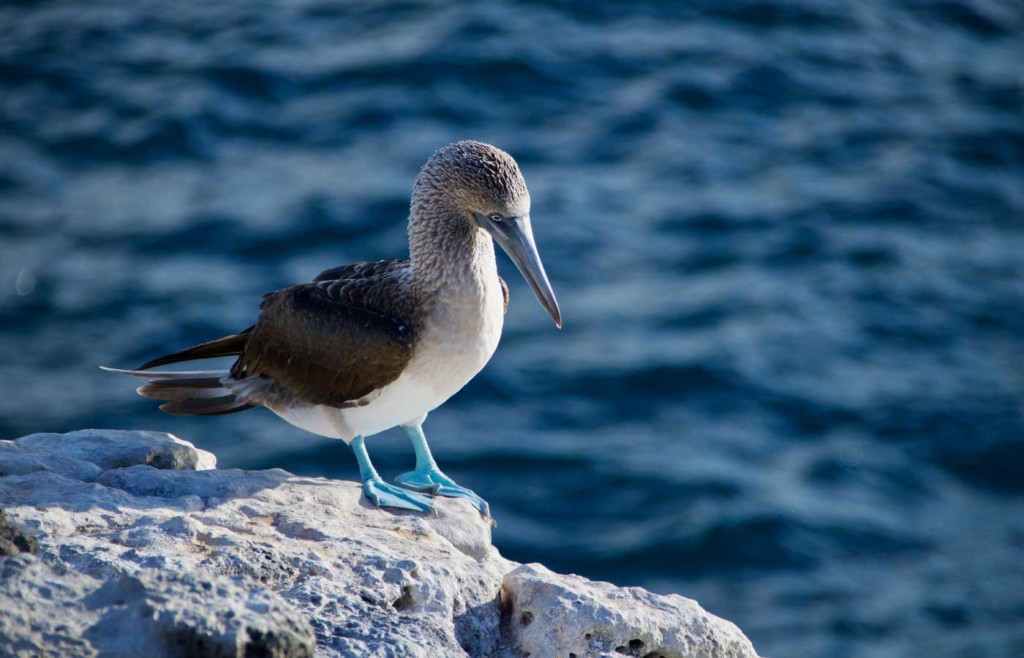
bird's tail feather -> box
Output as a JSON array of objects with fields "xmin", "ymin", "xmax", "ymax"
[
  {"xmin": 100, "ymin": 367, "xmax": 254, "ymax": 416},
  {"xmin": 136, "ymin": 328, "xmax": 253, "ymax": 371}
]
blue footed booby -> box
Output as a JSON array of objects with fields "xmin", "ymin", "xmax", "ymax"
[{"xmin": 104, "ymin": 141, "xmax": 561, "ymax": 518}]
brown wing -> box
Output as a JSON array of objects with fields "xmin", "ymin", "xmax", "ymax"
[{"xmin": 231, "ymin": 270, "xmax": 414, "ymax": 407}]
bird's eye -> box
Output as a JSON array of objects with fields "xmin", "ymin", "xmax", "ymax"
[{"xmin": 488, "ymin": 213, "xmax": 503, "ymax": 222}]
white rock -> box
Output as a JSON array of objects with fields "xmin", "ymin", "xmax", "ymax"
[
  {"xmin": 14, "ymin": 429, "xmax": 217, "ymax": 472},
  {"xmin": 502, "ymin": 563, "xmax": 757, "ymax": 658},
  {"xmin": 0, "ymin": 429, "xmax": 760, "ymax": 658},
  {"xmin": 0, "ymin": 553, "xmax": 314, "ymax": 658}
]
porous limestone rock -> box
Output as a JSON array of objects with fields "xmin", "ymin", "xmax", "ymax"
[
  {"xmin": 0, "ymin": 553, "xmax": 314, "ymax": 658},
  {"xmin": 0, "ymin": 430, "xmax": 759, "ymax": 658},
  {"xmin": 0, "ymin": 508, "xmax": 37, "ymax": 556},
  {"xmin": 502, "ymin": 564, "xmax": 756, "ymax": 658}
]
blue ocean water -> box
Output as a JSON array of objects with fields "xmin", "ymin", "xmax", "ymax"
[{"xmin": 1, "ymin": 1, "xmax": 1023, "ymax": 656}]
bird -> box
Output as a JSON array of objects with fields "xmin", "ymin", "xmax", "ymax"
[{"xmin": 103, "ymin": 141, "xmax": 561, "ymax": 518}]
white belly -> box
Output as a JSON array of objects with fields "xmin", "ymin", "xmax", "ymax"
[{"xmin": 270, "ymin": 372, "xmax": 449, "ymax": 442}]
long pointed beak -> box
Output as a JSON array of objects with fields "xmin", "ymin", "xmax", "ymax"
[{"xmin": 476, "ymin": 213, "xmax": 562, "ymax": 328}]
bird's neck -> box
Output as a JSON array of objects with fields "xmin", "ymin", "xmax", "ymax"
[{"xmin": 408, "ymin": 204, "xmax": 498, "ymax": 313}]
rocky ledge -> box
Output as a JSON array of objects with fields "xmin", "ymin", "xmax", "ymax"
[{"xmin": 0, "ymin": 430, "xmax": 759, "ymax": 658}]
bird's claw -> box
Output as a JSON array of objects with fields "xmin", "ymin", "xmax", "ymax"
[
  {"xmin": 396, "ymin": 468, "xmax": 491, "ymax": 518},
  {"xmin": 362, "ymin": 477, "xmax": 435, "ymax": 514},
  {"xmin": 394, "ymin": 472, "xmax": 442, "ymax": 495}
]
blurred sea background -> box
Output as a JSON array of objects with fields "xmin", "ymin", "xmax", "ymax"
[{"xmin": 2, "ymin": 1, "xmax": 1023, "ymax": 656}]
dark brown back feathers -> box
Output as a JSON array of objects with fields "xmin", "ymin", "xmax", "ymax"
[{"xmin": 229, "ymin": 261, "xmax": 416, "ymax": 407}]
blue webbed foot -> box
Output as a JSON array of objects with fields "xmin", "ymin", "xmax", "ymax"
[
  {"xmin": 362, "ymin": 477, "xmax": 436, "ymax": 514},
  {"xmin": 396, "ymin": 468, "xmax": 490, "ymax": 517}
]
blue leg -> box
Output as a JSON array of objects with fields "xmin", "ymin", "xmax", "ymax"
[
  {"xmin": 395, "ymin": 423, "xmax": 490, "ymax": 517},
  {"xmin": 351, "ymin": 435, "xmax": 434, "ymax": 514}
]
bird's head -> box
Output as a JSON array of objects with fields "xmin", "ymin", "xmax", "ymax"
[{"xmin": 412, "ymin": 141, "xmax": 561, "ymax": 328}]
